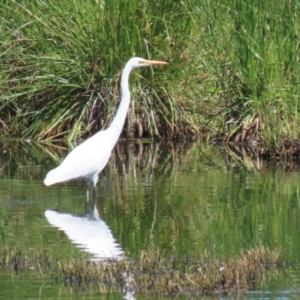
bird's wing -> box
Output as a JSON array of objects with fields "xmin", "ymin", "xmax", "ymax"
[{"xmin": 44, "ymin": 130, "xmax": 113, "ymax": 185}]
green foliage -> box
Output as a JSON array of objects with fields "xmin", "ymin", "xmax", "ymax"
[
  {"xmin": 1, "ymin": 0, "xmax": 192, "ymax": 141},
  {"xmin": 1, "ymin": 0, "xmax": 300, "ymax": 146},
  {"xmin": 197, "ymin": 0, "xmax": 300, "ymax": 145}
]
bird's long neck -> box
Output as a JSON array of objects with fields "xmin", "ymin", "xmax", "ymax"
[{"xmin": 107, "ymin": 64, "xmax": 132, "ymax": 148}]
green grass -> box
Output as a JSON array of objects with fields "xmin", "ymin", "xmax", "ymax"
[
  {"xmin": 1, "ymin": 0, "xmax": 300, "ymax": 148},
  {"xmin": 192, "ymin": 0, "xmax": 300, "ymax": 146}
]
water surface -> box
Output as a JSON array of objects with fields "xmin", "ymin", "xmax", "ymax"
[{"xmin": 1, "ymin": 141, "xmax": 300, "ymax": 298}]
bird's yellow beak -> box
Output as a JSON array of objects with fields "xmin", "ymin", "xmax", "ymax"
[{"xmin": 141, "ymin": 59, "xmax": 168, "ymax": 66}]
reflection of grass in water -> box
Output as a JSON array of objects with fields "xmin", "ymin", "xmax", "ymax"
[
  {"xmin": 2, "ymin": 140, "xmax": 300, "ymax": 259},
  {"xmin": 0, "ymin": 246, "xmax": 283, "ymax": 297}
]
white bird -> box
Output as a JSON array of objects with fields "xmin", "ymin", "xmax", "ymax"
[{"xmin": 44, "ymin": 57, "xmax": 167, "ymax": 188}]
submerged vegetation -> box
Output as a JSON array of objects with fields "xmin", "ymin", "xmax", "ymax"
[
  {"xmin": 0, "ymin": 246, "xmax": 284, "ymax": 297},
  {"xmin": 1, "ymin": 0, "xmax": 300, "ymax": 148}
]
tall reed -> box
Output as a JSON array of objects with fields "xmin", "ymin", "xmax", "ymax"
[
  {"xmin": 197, "ymin": 0, "xmax": 300, "ymax": 146},
  {"xmin": 1, "ymin": 0, "xmax": 300, "ymax": 147},
  {"xmin": 1, "ymin": 0, "xmax": 194, "ymax": 141}
]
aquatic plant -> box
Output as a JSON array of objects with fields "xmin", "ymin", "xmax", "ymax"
[{"xmin": 0, "ymin": 246, "xmax": 284, "ymax": 297}]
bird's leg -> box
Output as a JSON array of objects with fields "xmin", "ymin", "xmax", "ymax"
[
  {"xmin": 91, "ymin": 174, "xmax": 99, "ymax": 201},
  {"xmin": 86, "ymin": 188, "xmax": 90, "ymax": 202},
  {"xmin": 86, "ymin": 179, "xmax": 92, "ymax": 202},
  {"xmin": 92, "ymin": 186, "xmax": 97, "ymax": 201}
]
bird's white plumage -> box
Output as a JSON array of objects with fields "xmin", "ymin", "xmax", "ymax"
[
  {"xmin": 44, "ymin": 130, "xmax": 112, "ymax": 186},
  {"xmin": 44, "ymin": 57, "xmax": 167, "ymax": 187}
]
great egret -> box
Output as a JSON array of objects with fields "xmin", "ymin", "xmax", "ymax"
[{"xmin": 44, "ymin": 57, "xmax": 167, "ymax": 187}]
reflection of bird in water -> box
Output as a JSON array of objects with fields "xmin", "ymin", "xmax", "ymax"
[
  {"xmin": 44, "ymin": 57, "xmax": 167, "ymax": 189},
  {"xmin": 45, "ymin": 206, "xmax": 123, "ymax": 259},
  {"xmin": 45, "ymin": 205, "xmax": 135, "ymax": 299}
]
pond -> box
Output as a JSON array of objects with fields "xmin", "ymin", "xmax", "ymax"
[{"xmin": 1, "ymin": 140, "xmax": 300, "ymax": 299}]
